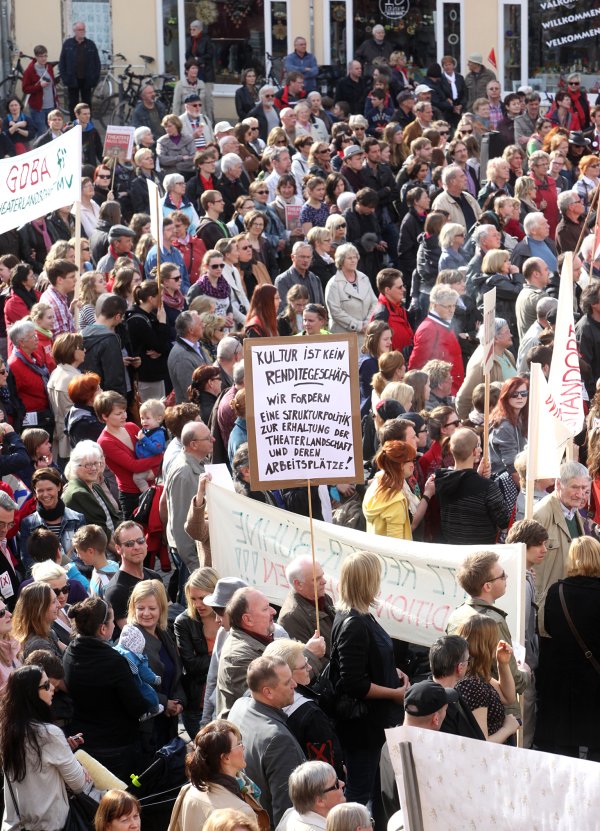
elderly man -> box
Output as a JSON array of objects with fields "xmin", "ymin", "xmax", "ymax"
[
  {"xmin": 217, "ymin": 153, "xmax": 249, "ymax": 221},
  {"xmin": 401, "ymin": 100, "xmax": 434, "ymax": 152},
  {"xmin": 275, "ymin": 242, "xmax": 325, "ymax": 313},
  {"xmin": 465, "ymin": 224, "xmax": 502, "ymax": 290},
  {"xmin": 144, "ymin": 217, "xmax": 190, "ymax": 292},
  {"xmin": 514, "ymin": 92, "xmax": 541, "ymax": 148},
  {"xmin": 280, "ymin": 107, "xmax": 298, "ymax": 146},
  {"xmin": 422, "ymin": 359, "xmax": 454, "ymax": 410},
  {"xmin": 355, "ymin": 25, "xmax": 396, "ymax": 76},
  {"xmin": 58, "ymin": 21, "xmax": 100, "ymax": 117},
  {"xmin": 432, "ymin": 164, "xmax": 481, "ymax": 230},
  {"xmin": 179, "ymin": 92, "xmax": 214, "ymax": 149},
  {"xmin": 249, "ymin": 85, "xmax": 281, "ymax": 142},
  {"xmin": 517, "ymin": 296, "xmax": 557, "ymax": 372},
  {"xmin": 334, "ymin": 60, "xmax": 368, "ymax": 115},
  {"xmin": 264, "ymin": 146, "xmax": 293, "ymax": 201},
  {"xmin": 96, "ymin": 225, "xmax": 139, "ymax": 274},
  {"xmin": 132, "ymin": 84, "xmax": 166, "ymax": 140},
  {"xmin": 162, "ymin": 420, "xmax": 214, "ymax": 598},
  {"xmin": 555, "ymin": 191, "xmax": 585, "ymax": 254},
  {"xmin": 277, "ymin": 762, "xmax": 345, "ymax": 831},
  {"xmin": 215, "ymin": 336, "xmax": 243, "ymax": 388},
  {"xmin": 278, "ymin": 556, "xmax": 335, "ymax": 674},
  {"xmin": 0, "ymin": 491, "xmax": 21, "ymax": 610},
  {"xmin": 229, "ymin": 657, "xmax": 305, "ymax": 826},
  {"xmin": 284, "ymin": 37, "xmax": 319, "ymax": 93},
  {"xmin": 464, "ymin": 53, "xmax": 497, "ymax": 110},
  {"xmin": 167, "ymin": 310, "xmax": 209, "ymax": 403},
  {"xmin": 511, "ymin": 212, "xmax": 558, "ymax": 274},
  {"xmin": 533, "ymin": 462, "xmax": 588, "ymax": 635},
  {"xmin": 485, "ymin": 80, "xmax": 505, "ymax": 130},
  {"xmin": 446, "ymin": 550, "xmax": 530, "ymax": 720},
  {"xmin": 515, "ymin": 256, "xmax": 550, "ymax": 339}
]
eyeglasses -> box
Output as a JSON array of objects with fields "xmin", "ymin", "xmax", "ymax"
[
  {"xmin": 238, "ymin": 244, "xmax": 251, "ymax": 250},
  {"xmin": 39, "ymin": 680, "xmax": 52, "ymax": 691},
  {"xmin": 460, "ymin": 128, "xmax": 473, "ymax": 134},
  {"xmin": 510, "ymin": 390, "xmax": 528, "ymax": 399},
  {"xmin": 263, "ymin": 94, "xmax": 274, "ymax": 99},
  {"xmin": 459, "ymin": 656, "xmax": 473, "ymax": 667},
  {"xmin": 439, "ymin": 131, "xmax": 449, "ymax": 136},
  {"xmin": 188, "ymin": 104, "xmax": 201, "ymax": 108},
  {"xmin": 53, "ymin": 583, "xmax": 71, "ymax": 596},
  {"xmin": 488, "ymin": 571, "xmax": 507, "ymax": 583},
  {"xmin": 210, "ymin": 264, "xmax": 224, "ymax": 270},
  {"xmin": 0, "ymin": 608, "xmax": 8, "ymax": 618},
  {"xmin": 0, "ymin": 520, "xmax": 14, "ymax": 531},
  {"xmin": 569, "ymin": 81, "xmax": 580, "ymax": 86},
  {"xmin": 445, "ymin": 419, "xmax": 460, "ymax": 428},
  {"xmin": 121, "ymin": 537, "xmax": 146, "ymax": 548},
  {"xmin": 78, "ymin": 461, "xmax": 100, "ymax": 470},
  {"xmin": 0, "ymin": 368, "xmax": 7, "ymax": 374},
  {"xmin": 322, "ymin": 778, "xmax": 342, "ymax": 794},
  {"xmin": 256, "ymin": 189, "xmax": 269, "ymax": 194}
]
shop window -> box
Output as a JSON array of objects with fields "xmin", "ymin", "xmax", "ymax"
[
  {"xmin": 329, "ymin": 2, "xmax": 349, "ymax": 69},
  {"xmin": 353, "ymin": 0, "xmax": 437, "ymax": 74},
  {"xmin": 442, "ymin": 3, "xmax": 461, "ymax": 64},
  {"xmin": 71, "ymin": 0, "xmax": 112, "ymax": 62},
  {"xmin": 528, "ymin": 0, "xmax": 600, "ymax": 93},
  {"xmin": 503, "ymin": 4, "xmax": 521, "ymax": 91}
]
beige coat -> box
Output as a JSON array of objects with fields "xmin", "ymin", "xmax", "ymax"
[
  {"xmin": 324, "ymin": 269, "xmax": 377, "ymax": 350},
  {"xmin": 168, "ymin": 783, "xmax": 255, "ymax": 831},
  {"xmin": 455, "ymin": 347, "xmax": 517, "ymax": 420},
  {"xmin": 431, "ymin": 189, "xmax": 482, "ymax": 230}
]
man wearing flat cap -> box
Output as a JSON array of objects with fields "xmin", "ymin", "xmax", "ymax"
[
  {"xmin": 464, "ymin": 53, "xmax": 496, "ymax": 110},
  {"xmin": 96, "ymin": 225, "xmax": 141, "ymax": 275}
]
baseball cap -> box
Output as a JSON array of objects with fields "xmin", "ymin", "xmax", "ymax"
[
  {"xmin": 184, "ymin": 93, "xmax": 202, "ymax": 104},
  {"xmin": 214, "ymin": 121, "xmax": 234, "ymax": 133},
  {"xmin": 414, "ymin": 84, "xmax": 432, "ymax": 96},
  {"xmin": 404, "ymin": 680, "xmax": 459, "ymax": 716}
]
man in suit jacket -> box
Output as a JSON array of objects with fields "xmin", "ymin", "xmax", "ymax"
[
  {"xmin": 167, "ymin": 311, "xmax": 208, "ymax": 403},
  {"xmin": 533, "ymin": 462, "xmax": 589, "ymax": 635}
]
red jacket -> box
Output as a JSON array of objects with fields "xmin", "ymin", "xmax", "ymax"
[
  {"xmin": 7, "ymin": 350, "xmax": 50, "ymax": 412},
  {"xmin": 21, "ymin": 60, "xmax": 58, "ymax": 112},
  {"xmin": 532, "ymin": 174, "xmax": 559, "ymax": 238},
  {"xmin": 173, "ymin": 236, "xmax": 207, "ymax": 285},
  {"xmin": 408, "ymin": 316, "xmax": 464, "ymax": 394},
  {"xmin": 98, "ymin": 423, "xmax": 163, "ymax": 494},
  {"xmin": 371, "ymin": 294, "xmax": 413, "ymax": 352},
  {"xmin": 4, "ymin": 291, "xmax": 41, "ymax": 331}
]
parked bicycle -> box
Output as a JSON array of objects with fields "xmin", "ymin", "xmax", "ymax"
[{"xmin": 0, "ymin": 43, "xmax": 30, "ymax": 115}]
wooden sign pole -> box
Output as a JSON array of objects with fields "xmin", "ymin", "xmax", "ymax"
[
  {"xmin": 306, "ymin": 479, "xmax": 321, "ymax": 638},
  {"xmin": 73, "ymin": 200, "xmax": 82, "ymax": 331},
  {"xmin": 155, "ymin": 184, "xmax": 162, "ymax": 290},
  {"xmin": 482, "ymin": 373, "xmax": 491, "ymax": 468}
]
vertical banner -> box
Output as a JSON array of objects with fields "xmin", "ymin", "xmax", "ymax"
[
  {"xmin": 244, "ymin": 334, "xmax": 363, "ymax": 490},
  {"xmin": 0, "ymin": 126, "xmax": 82, "ymax": 234},
  {"xmin": 147, "ymin": 179, "xmax": 163, "ymax": 249},
  {"xmin": 482, "ymin": 287, "xmax": 496, "ymax": 375},
  {"xmin": 547, "ymin": 253, "xmax": 584, "ymax": 435}
]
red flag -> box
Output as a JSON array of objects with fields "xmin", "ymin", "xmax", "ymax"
[{"xmin": 487, "ymin": 48, "xmax": 497, "ymax": 69}]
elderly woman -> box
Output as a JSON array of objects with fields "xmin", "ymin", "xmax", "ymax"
[
  {"xmin": 31, "ymin": 561, "xmax": 74, "ymax": 647},
  {"xmin": 7, "ymin": 320, "xmax": 54, "ymax": 436},
  {"xmin": 47, "ymin": 333, "xmax": 86, "ymax": 462},
  {"xmin": 169, "ymin": 720, "xmax": 266, "ymax": 831},
  {"xmin": 408, "ymin": 284, "xmax": 464, "ymax": 393},
  {"xmin": 514, "ymin": 175, "xmax": 538, "ymax": 224},
  {"xmin": 324, "ymin": 243, "xmax": 377, "ymax": 349},
  {"xmin": 20, "ymin": 466, "xmax": 85, "ymax": 569},
  {"xmin": 128, "ymin": 579, "xmax": 186, "ymax": 751},
  {"xmin": 62, "ymin": 440, "xmax": 120, "ymax": 543},
  {"xmin": 156, "ymin": 115, "xmax": 196, "ymax": 177},
  {"xmin": 478, "ymin": 158, "xmax": 513, "ymax": 210},
  {"xmin": 12, "ymin": 582, "xmax": 62, "ymax": 659},
  {"xmin": 130, "ymin": 147, "xmax": 164, "ymax": 215},
  {"xmin": 64, "ymin": 372, "xmax": 104, "ymax": 447},
  {"xmin": 438, "ymin": 222, "xmax": 468, "ymax": 271},
  {"xmin": 162, "ymin": 172, "xmax": 200, "ymax": 235},
  {"xmin": 4, "ymin": 263, "xmax": 40, "ymax": 330},
  {"xmin": 326, "ymin": 803, "xmax": 373, "ymax": 831},
  {"xmin": 64, "ymin": 596, "xmax": 148, "ymax": 779}
]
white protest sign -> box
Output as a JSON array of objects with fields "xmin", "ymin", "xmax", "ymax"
[
  {"xmin": 244, "ymin": 334, "xmax": 363, "ymax": 489},
  {"xmin": 482, "ymin": 286, "xmax": 496, "ymax": 375},
  {"xmin": 206, "ymin": 482, "xmax": 526, "ymax": 648},
  {"xmin": 0, "ymin": 126, "xmax": 82, "ymax": 234},
  {"xmin": 386, "ymin": 725, "xmax": 600, "ymax": 830},
  {"xmin": 103, "ymin": 125, "xmax": 135, "ymax": 160},
  {"xmin": 147, "ymin": 178, "xmax": 163, "ymax": 248},
  {"xmin": 526, "ymin": 362, "xmax": 572, "ymax": 484}
]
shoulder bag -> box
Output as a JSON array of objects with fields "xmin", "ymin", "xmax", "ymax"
[{"xmin": 558, "ymin": 582, "xmax": 600, "ymax": 676}]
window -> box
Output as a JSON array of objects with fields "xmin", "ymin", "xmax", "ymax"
[
  {"xmin": 71, "ymin": 0, "xmax": 112, "ymax": 62},
  {"xmin": 352, "ymin": 0, "xmax": 437, "ymax": 73},
  {"xmin": 441, "ymin": 3, "xmax": 462, "ymax": 65}
]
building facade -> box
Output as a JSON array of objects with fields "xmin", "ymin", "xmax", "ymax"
[{"xmin": 12, "ymin": 0, "xmax": 600, "ymax": 117}]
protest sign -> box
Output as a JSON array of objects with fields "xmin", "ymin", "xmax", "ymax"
[
  {"xmin": 103, "ymin": 125, "xmax": 135, "ymax": 160},
  {"xmin": 0, "ymin": 126, "xmax": 82, "ymax": 235},
  {"xmin": 482, "ymin": 287, "xmax": 496, "ymax": 375},
  {"xmin": 206, "ymin": 482, "xmax": 526, "ymax": 648},
  {"xmin": 284, "ymin": 204, "xmax": 302, "ymax": 232},
  {"xmin": 147, "ymin": 179, "xmax": 163, "ymax": 250},
  {"xmin": 244, "ymin": 334, "xmax": 363, "ymax": 490},
  {"xmin": 386, "ymin": 725, "xmax": 600, "ymax": 830}
]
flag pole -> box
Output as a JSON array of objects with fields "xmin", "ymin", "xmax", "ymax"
[
  {"xmin": 155, "ymin": 185, "xmax": 162, "ymax": 292},
  {"xmin": 73, "ymin": 200, "xmax": 82, "ymax": 331},
  {"xmin": 306, "ymin": 479, "xmax": 321, "ymax": 637}
]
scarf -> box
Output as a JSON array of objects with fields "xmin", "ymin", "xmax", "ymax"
[
  {"xmin": 242, "ymin": 627, "xmax": 274, "ymax": 646},
  {"xmin": 37, "ymin": 497, "xmax": 66, "ymax": 523},
  {"xmin": 31, "ymin": 218, "xmax": 52, "ymax": 251},
  {"xmin": 12, "ymin": 285, "xmax": 37, "ymax": 311},
  {"xmin": 13, "ymin": 348, "xmax": 50, "ymax": 386},
  {"xmin": 35, "ymin": 323, "xmax": 53, "ymax": 340},
  {"xmin": 162, "ymin": 289, "xmax": 186, "ymax": 311},
  {"xmin": 210, "ymin": 773, "xmax": 243, "ymax": 799},
  {"xmin": 196, "ymin": 273, "xmax": 230, "ymax": 299}
]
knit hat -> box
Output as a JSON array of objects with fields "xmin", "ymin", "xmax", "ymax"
[
  {"xmin": 375, "ymin": 399, "xmax": 405, "ymax": 421},
  {"xmin": 118, "ymin": 624, "xmax": 145, "ymax": 655},
  {"xmin": 402, "ymin": 411, "xmax": 427, "ymax": 435}
]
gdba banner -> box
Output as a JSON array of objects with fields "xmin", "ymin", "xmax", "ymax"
[
  {"xmin": 0, "ymin": 126, "xmax": 82, "ymax": 234},
  {"xmin": 206, "ymin": 482, "xmax": 526, "ymax": 648}
]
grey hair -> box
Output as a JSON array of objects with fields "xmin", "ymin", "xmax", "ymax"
[
  {"xmin": 557, "ymin": 191, "xmax": 580, "ymax": 215},
  {"xmin": 259, "ymin": 85, "xmax": 277, "ymax": 100},
  {"xmin": 217, "ymin": 336, "xmax": 243, "ymax": 361},
  {"xmin": 430, "ymin": 284, "xmax": 459, "ymax": 306},
  {"xmin": 334, "ymin": 242, "xmax": 360, "ymax": 270},
  {"xmin": 270, "ymin": 146, "xmax": 290, "ymax": 163},
  {"xmin": 536, "ymin": 296, "xmax": 558, "ymax": 320},
  {"xmin": 337, "ymin": 192, "xmax": 356, "ymax": 213},
  {"xmin": 221, "ymin": 152, "xmax": 243, "ymax": 173},
  {"xmin": 190, "ymin": 19, "xmax": 203, "ymax": 29},
  {"xmin": 478, "ymin": 316, "xmax": 509, "ymax": 343},
  {"xmin": 289, "ymin": 762, "xmax": 337, "ymax": 814},
  {"xmin": 441, "ymin": 164, "xmax": 464, "ymax": 188},
  {"xmin": 0, "ymin": 491, "xmax": 18, "ymax": 512},
  {"xmin": 472, "ymin": 224, "xmax": 498, "ymax": 246},
  {"xmin": 175, "ymin": 311, "xmax": 197, "ymax": 338},
  {"xmin": 439, "ymin": 222, "xmax": 466, "ymax": 249},
  {"xmin": 163, "ymin": 173, "xmax": 185, "ymax": 191},
  {"xmin": 348, "ymin": 115, "xmax": 368, "ymax": 129},
  {"xmin": 529, "ymin": 150, "xmax": 550, "ymax": 167},
  {"xmin": 70, "ymin": 440, "xmax": 104, "ymax": 468},
  {"xmin": 8, "ymin": 320, "xmax": 35, "ymax": 346},
  {"xmin": 285, "ymin": 555, "xmax": 314, "ymax": 585},
  {"xmin": 218, "ymin": 136, "xmax": 238, "ymax": 153},
  {"xmin": 307, "ymin": 91, "xmax": 321, "ymax": 102},
  {"xmin": 232, "ymin": 359, "xmax": 245, "ymax": 386},
  {"xmin": 523, "ymin": 212, "xmax": 546, "ymax": 235},
  {"xmin": 292, "ymin": 241, "xmax": 312, "ymax": 255},
  {"xmin": 232, "ymin": 441, "xmax": 249, "ymax": 470},
  {"xmin": 326, "ymin": 803, "xmax": 371, "ymax": 831},
  {"xmin": 559, "ymin": 461, "xmax": 590, "ymax": 485}
]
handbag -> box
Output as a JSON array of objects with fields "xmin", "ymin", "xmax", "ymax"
[
  {"xmin": 315, "ymin": 617, "xmax": 370, "ymax": 722},
  {"xmin": 62, "ymin": 791, "xmax": 99, "ymax": 831},
  {"xmin": 134, "ymin": 484, "xmax": 157, "ymax": 527},
  {"xmin": 558, "ymin": 582, "xmax": 600, "ymax": 676}
]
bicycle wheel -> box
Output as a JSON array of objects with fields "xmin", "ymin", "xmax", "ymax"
[
  {"xmin": 97, "ymin": 93, "xmax": 120, "ymax": 129},
  {"xmin": 110, "ymin": 99, "xmax": 133, "ymax": 126}
]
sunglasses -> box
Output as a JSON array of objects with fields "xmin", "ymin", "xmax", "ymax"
[
  {"xmin": 569, "ymin": 82, "xmax": 580, "ymax": 86},
  {"xmin": 217, "ymin": 327, "xmax": 226, "ymax": 332},
  {"xmin": 0, "ymin": 608, "xmax": 7, "ymax": 618},
  {"xmin": 510, "ymin": 390, "xmax": 528, "ymax": 399},
  {"xmin": 461, "ymin": 129, "xmax": 473, "ymax": 134},
  {"xmin": 170, "ymin": 275, "xmax": 182, "ymax": 281},
  {"xmin": 121, "ymin": 537, "xmax": 146, "ymax": 548},
  {"xmin": 53, "ymin": 583, "xmax": 71, "ymax": 596},
  {"xmin": 82, "ymin": 246, "xmax": 90, "ymax": 252},
  {"xmin": 210, "ymin": 264, "xmax": 224, "ymax": 270},
  {"xmin": 439, "ymin": 131, "xmax": 449, "ymax": 136},
  {"xmin": 96, "ymin": 174, "xmax": 111, "ymax": 180},
  {"xmin": 256, "ymin": 189, "xmax": 269, "ymax": 194},
  {"xmin": 39, "ymin": 680, "xmax": 52, "ymax": 691}
]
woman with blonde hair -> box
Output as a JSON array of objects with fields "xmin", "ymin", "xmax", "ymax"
[
  {"xmin": 31, "ymin": 561, "xmax": 73, "ymax": 647},
  {"xmin": 380, "ymin": 381, "xmax": 414, "ymax": 413},
  {"xmin": 329, "ymin": 550, "xmax": 407, "ymax": 804},
  {"xmin": 371, "ymin": 351, "xmax": 405, "ymax": 410},
  {"xmin": 0, "ymin": 595, "xmax": 21, "ymax": 689},
  {"xmin": 29, "ymin": 301, "xmax": 56, "ymax": 370},
  {"xmin": 454, "ymin": 614, "xmax": 519, "ymax": 743},
  {"xmin": 78, "ymin": 271, "xmax": 107, "ymax": 328},
  {"xmin": 438, "ymin": 222, "xmax": 468, "ymax": 271},
  {"xmin": 12, "ymin": 582, "xmax": 61, "ymax": 659},
  {"xmin": 325, "ymin": 214, "xmax": 347, "ymax": 249},
  {"xmin": 326, "ymin": 802, "xmax": 372, "ymax": 831},
  {"xmin": 202, "ymin": 809, "xmax": 259, "ymax": 831},
  {"xmin": 174, "ymin": 567, "xmax": 220, "ymax": 740},
  {"xmin": 307, "ymin": 142, "xmax": 332, "ymax": 178},
  {"xmin": 362, "ymin": 440, "xmax": 416, "ymax": 539}
]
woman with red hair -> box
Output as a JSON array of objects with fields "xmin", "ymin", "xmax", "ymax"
[
  {"xmin": 244, "ymin": 284, "xmax": 279, "ymax": 338},
  {"xmin": 362, "ymin": 439, "xmax": 417, "ymax": 539},
  {"xmin": 64, "ymin": 372, "xmax": 104, "ymax": 448},
  {"xmin": 488, "ymin": 376, "xmax": 528, "ymax": 479}
]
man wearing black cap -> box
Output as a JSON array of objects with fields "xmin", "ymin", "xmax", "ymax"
[
  {"xmin": 403, "ymin": 679, "xmax": 459, "ymax": 728},
  {"xmin": 391, "ymin": 91, "xmax": 416, "ymax": 131},
  {"xmin": 96, "ymin": 224, "xmax": 141, "ymax": 275},
  {"xmin": 180, "ymin": 93, "xmax": 214, "ymax": 150}
]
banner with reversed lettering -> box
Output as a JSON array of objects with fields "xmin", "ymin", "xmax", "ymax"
[
  {"xmin": 206, "ymin": 483, "xmax": 526, "ymax": 648},
  {"xmin": 0, "ymin": 126, "xmax": 82, "ymax": 234}
]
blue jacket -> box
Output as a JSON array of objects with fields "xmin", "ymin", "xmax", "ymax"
[
  {"xmin": 136, "ymin": 426, "xmax": 168, "ymax": 459},
  {"xmin": 438, "ymin": 246, "xmax": 469, "ymax": 271},
  {"xmin": 145, "ymin": 244, "xmax": 189, "ymax": 293},
  {"xmin": 20, "ymin": 506, "xmax": 86, "ymax": 573},
  {"xmin": 58, "ymin": 37, "xmax": 101, "ymax": 87},
  {"xmin": 283, "ymin": 51, "xmax": 319, "ymax": 92}
]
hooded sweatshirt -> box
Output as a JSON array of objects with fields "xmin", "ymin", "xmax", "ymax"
[
  {"xmin": 362, "ymin": 474, "xmax": 412, "ymax": 540},
  {"xmin": 81, "ymin": 323, "xmax": 127, "ymax": 397},
  {"xmin": 435, "ymin": 467, "xmax": 510, "ymax": 545}
]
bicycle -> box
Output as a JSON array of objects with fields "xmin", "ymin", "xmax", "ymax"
[
  {"xmin": 109, "ymin": 64, "xmax": 153, "ymax": 126},
  {"xmin": 256, "ymin": 52, "xmax": 285, "ymax": 89},
  {"xmin": 0, "ymin": 43, "xmax": 31, "ymax": 115}
]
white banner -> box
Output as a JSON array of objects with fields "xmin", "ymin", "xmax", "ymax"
[
  {"xmin": 206, "ymin": 482, "xmax": 526, "ymax": 648},
  {"xmin": 0, "ymin": 126, "xmax": 82, "ymax": 234},
  {"xmin": 387, "ymin": 725, "xmax": 600, "ymax": 830},
  {"xmin": 482, "ymin": 287, "xmax": 496, "ymax": 375},
  {"xmin": 547, "ymin": 252, "xmax": 584, "ymax": 435},
  {"xmin": 527, "ymin": 362, "xmax": 572, "ymax": 482}
]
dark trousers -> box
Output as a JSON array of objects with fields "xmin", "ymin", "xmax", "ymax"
[
  {"xmin": 119, "ymin": 491, "xmax": 140, "ymax": 521},
  {"xmin": 68, "ymin": 80, "xmax": 94, "ymax": 117},
  {"xmin": 169, "ymin": 547, "xmax": 190, "ymax": 605},
  {"xmin": 343, "ymin": 743, "xmax": 382, "ymax": 806}
]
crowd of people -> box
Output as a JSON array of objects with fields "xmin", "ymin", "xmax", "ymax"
[{"xmin": 0, "ymin": 17, "xmax": 599, "ymax": 831}]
